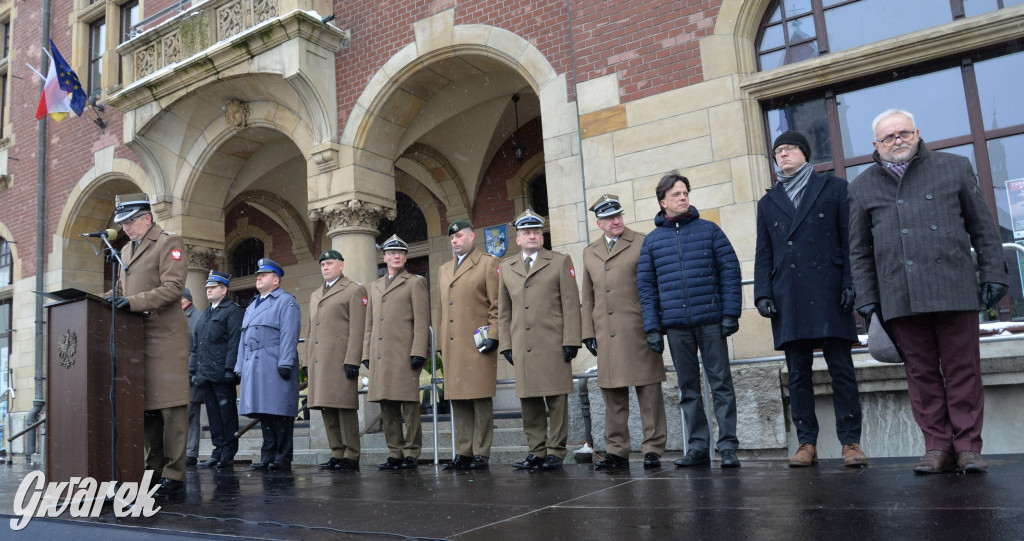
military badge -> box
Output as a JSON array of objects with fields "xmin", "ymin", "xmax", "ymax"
[
  {"xmin": 362, "ymin": 296, "xmax": 368, "ymax": 306},
  {"xmin": 171, "ymin": 249, "xmax": 182, "ymax": 260}
]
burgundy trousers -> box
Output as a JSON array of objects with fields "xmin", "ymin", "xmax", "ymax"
[{"xmin": 890, "ymin": 311, "xmax": 983, "ymax": 453}]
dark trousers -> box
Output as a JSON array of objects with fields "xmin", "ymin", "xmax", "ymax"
[
  {"xmin": 202, "ymin": 382, "xmax": 239, "ymax": 461},
  {"xmin": 187, "ymin": 401, "xmax": 202, "ymax": 459},
  {"xmin": 890, "ymin": 311, "xmax": 984, "ymax": 453},
  {"xmin": 666, "ymin": 324, "xmax": 738, "ymax": 452},
  {"xmin": 784, "ymin": 340, "xmax": 862, "ymax": 445},
  {"xmin": 256, "ymin": 414, "xmax": 294, "ymax": 464},
  {"xmin": 144, "ymin": 405, "xmax": 188, "ymax": 482}
]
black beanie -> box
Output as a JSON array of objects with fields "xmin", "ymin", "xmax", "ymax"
[{"xmin": 772, "ymin": 131, "xmax": 811, "ymax": 164}]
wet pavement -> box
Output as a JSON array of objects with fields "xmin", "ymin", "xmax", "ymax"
[{"xmin": 2, "ymin": 455, "xmax": 1023, "ymax": 540}]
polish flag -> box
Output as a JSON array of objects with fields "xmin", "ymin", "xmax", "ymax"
[{"xmin": 29, "ymin": 49, "xmax": 72, "ymax": 122}]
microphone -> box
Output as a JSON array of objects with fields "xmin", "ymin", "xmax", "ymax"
[{"xmin": 81, "ymin": 228, "xmax": 119, "ymax": 240}]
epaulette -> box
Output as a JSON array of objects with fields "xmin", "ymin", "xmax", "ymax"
[{"xmin": 163, "ymin": 230, "xmax": 177, "ymax": 236}]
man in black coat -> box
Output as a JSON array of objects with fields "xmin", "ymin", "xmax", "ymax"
[
  {"xmin": 183, "ymin": 289, "xmax": 203, "ymax": 467},
  {"xmin": 189, "ymin": 271, "xmax": 244, "ymax": 468},
  {"xmin": 754, "ymin": 131, "xmax": 866, "ymax": 468}
]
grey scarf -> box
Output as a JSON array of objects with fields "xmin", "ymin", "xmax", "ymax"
[{"xmin": 777, "ymin": 162, "xmax": 813, "ymax": 208}]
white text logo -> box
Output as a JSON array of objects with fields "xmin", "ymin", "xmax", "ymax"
[{"xmin": 10, "ymin": 470, "xmax": 162, "ymax": 531}]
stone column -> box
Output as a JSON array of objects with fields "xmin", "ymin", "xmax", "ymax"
[{"xmin": 186, "ymin": 245, "xmax": 222, "ymax": 311}]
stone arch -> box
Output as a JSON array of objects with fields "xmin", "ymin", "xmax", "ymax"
[
  {"xmin": 394, "ymin": 170, "xmax": 444, "ymax": 239},
  {"xmin": 708, "ymin": 0, "xmax": 773, "ymax": 77},
  {"xmin": 223, "ymin": 190, "xmax": 314, "ymax": 264},
  {"xmin": 395, "ymin": 143, "xmax": 469, "ymax": 223},
  {"xmin": 505, "ymin": 153, "xmax": 547, "ymax": 216}
]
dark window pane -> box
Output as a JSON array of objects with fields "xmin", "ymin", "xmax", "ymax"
[
  {"xmin": 783, "ymin": 0, "xmax": 813, "ymax": 17},
  {"xmin": 89, "ymin": 19, "xmax": 106, "ymax": 93},
  {"xmin": 824, "ymin": 0, "xmax": 951, "ymax": 54},
  {"xmin": 120, "ymin": 1, "xmax": 140, "ymax": 43},
  {"xmin": 529, "ymin": 173, "xmax": 548, "ymax": 217},
  {"xmin": 836, "ymin": 68, "xmax": 969, "ymax": 158},
  {"xmin": 986, "ymin": 134, "xmax": 1024, "ymax": 318},
  {"xmin": 975, "ymin": 50, "xmax": 1024, "ymax": 131},
  {"xmin": 232, "ymin": 238, "xmax": 264, "ymax": 277},
  {"xmin": 760, "ymin": 24, "xmax": 785, "ymax": 52},
  {"xmin": 845, "ymin": 163, "xmax": 873, "ymax": 181},
  {"xmin": 375, "ymin": 192, "xmax": 427, "ymax": 245},
  {"xmin": 786, "ymin": 39, "xmax": 820, "ymax": 64},
  {"xmin": 760, "ymin": 50, "xmax": 787, "ymax": 70},
  {"xmin": 0, "ymin": 237, "xmax": 10, "ymax": 285},
  {"xmin": 766, "ymin": 98, "xmax": 833, "ymax": 165}
]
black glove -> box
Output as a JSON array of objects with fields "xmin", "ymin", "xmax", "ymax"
[
  {"xmin": 501, "ymin": 350, "xmax": 513, "ymax": 366},
  {"xmin": 755, "ymin": 297, "xmax": 777, "ymax": 318},
  {"xmin": 344, "ymin": 364, "xmax": 359, "ymax": 380},
  {"xmin": 190, "ymin": 375, "xmax": 205, "ymax": 388},
  {"xmin": 225, "ymin": 370, "xmax": 239, "ymax": 384},
  {"xmin": 839, "ymin": 288, "xmax": 855, "ymax": 313},
  {"xmin": 278, "ymin": 366, "xmax": 291, "ymax": 380},
  {"xmin": 111, "ymin": 296, "xmax": 130, "ymax": 310},
  {"xmin": 857, "ymin": 303, "xmax": 881, "ymax": 324},
  {"xmin": 563, "ymin": 346, "xmax": 579, "ymax": 363},
  {"xmin": 583, "ymin": 338, "xmax": 598, "ymax": 356},
  {"xmin": 721, "ymin": 317, "xmax": 739, "ymax": 337},
  {"xmin": 410, "ymin": 356, "xmax": 426, "ymax": 370},
  {"xmin": 980, "ymin": 282, "xmax": 1008, "ymax": 311},
  {"xmin": 480, "ymin": 338, "xmax": 499, "ymax": 353},
  {"xmin": 646, "ymin": 331, "xmax": 664, "ymax": 354},
  {"xmin": 362, "ymin": 360, "xmax": 369, "ymax": 369}
]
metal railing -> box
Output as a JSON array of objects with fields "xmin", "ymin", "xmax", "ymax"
[{"xmin": 129, "ymin": 0, "xmax": 192, "ymax": 39}]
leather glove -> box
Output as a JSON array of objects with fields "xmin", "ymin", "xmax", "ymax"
[
  {"xmin": 583, "ymin": 338, "xmax": 598, "ymax": 356},
  {"xmin": 410, "ymin": 356, "xmax": 426, "ymax": 370},
  {"xmin": 362, "ymin": 360, "xmax": 369, "ymax": 369},
  {"xmin": 501, "ymin": 350, "xmax": 513, "ymax": 366},
  {"xmin": 980, "ymin": 282, "xmax": 1008, "ymax": 311},
  {"xmin": 721, "ymin": 317, "xmax": 739, "ymax": 337},
  {"xmin": 190, "ymin": 375, "xmax": 205, "ymax": 388},
  {"xmin": 111, "ymin": 296, "xmax": 130, "ymax": 310},
  {"xmin": 225, "ymin": 370, "xmax": 238, "ymax": 384},
  {"xmin": 646, "ymin": 331, "xmax": 664, "ymax": 354},
  {"xmin": 277, "ymin": 366, "xmax": 291, "ymax": 381},
  {"xmin": 857, "ymin": 303, "xmax": 881, "ymax": 324},
  {"xmin": 480, "ymin": 338, "xmax": 499, "ymax": 353},
  {"xmin": 344, "ymin": 364, "xmax": 359, "ymax": 380},
  {"xmin": 755, "ymin": 297, "xmax": 777, "ymax": 318},
  {"xmin": 563, "ymin": 346, "xmax": 579, "ymax": 363},
  {"xmin": 839, "ymin": 288, "xmax": 856, "ymax": 313}
]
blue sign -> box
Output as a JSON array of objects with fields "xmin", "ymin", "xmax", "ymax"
[{"xmin": 485, "ymin": 225, "xmax": 507, "ymax": 257}]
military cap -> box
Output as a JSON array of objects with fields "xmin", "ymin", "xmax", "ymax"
[
  {"xmin": 113, "ymin": 193, "xmax": 152, "ymax": 224},
  {"xmin": 380, "ymin": 234, "xmax": 409, "ymax": 252},
  {"xmin": 589, "ymin": 194, "xmax": 624, "ymax": 219},
  {"xmin": 319, "ymin": 249, "xmax": 344, "ymax": 262},
  {"xmin": 206, "ymin": 270, "xmax": 231, "ymax": 288},
  {"xmin": 448, "ymin": 220, "xmax": 473, "ymax": 236},
  {"xmin": 255, "ymin": 258, "xmax": 284, "ymax": 277},
  {"xmin": 511, "ymin": 209, "xmax": 544, "ymax": 230}
]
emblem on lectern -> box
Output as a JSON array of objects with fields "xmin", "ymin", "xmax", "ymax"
[{"xmin": 58, "ymin": 329, "xmax": 77, "ymax": 369}]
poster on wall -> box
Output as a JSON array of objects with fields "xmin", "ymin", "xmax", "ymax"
[{"xmin": 1007, "ymin": 178, "xmax": 1024, "ymax": 240}]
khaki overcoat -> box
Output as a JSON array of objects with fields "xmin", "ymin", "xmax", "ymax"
[
  {"xmin": 108, "ymin": 223, "xmax": 189, "ymax": 410},
  {"xmin": 307, "ymin": 276, "xmax": 367, "ymax": 410},
  {"xmin": 363, "ymin": 269, "xmax": 430, "ymax": 402},
  {"xmin": 438, "ymin": 248, "xmax": 500, "ymax": 400},
  {"xmin": 581, "ymin": 227, "xmax": 666, "ymax": 389},
  {"xmin": 498, "ymin": 249, "xmax": 582, "ymax": 398}
]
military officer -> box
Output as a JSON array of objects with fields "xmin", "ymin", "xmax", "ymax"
[
  {"xmin": 307, "ymin": 249, "xmax": 367, "ymax": 471},
  {"xmin": 498, "ymin": 210, "xmax": 582, "ymax": 470},
  {"xmin": 437, "ymin": 220, "xmax": 500, "ymax": 470},
  {"xmin": 104, "ymin": 193, "xmax": 189, "ymax": 497},
  {"xmin": 235, "ymin": 258, "xmax": 301, "ymax": 471},
  {"xmin": 363, "ymin": 235, "xmax": 430, "ymax": 470},
  {"xmin": 581, "ymin": 195, "xmax": 668, "ymax": 470}
]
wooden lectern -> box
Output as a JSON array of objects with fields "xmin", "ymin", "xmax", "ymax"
[{"xmin": 45, "ymin": 293, "xmax": 145, "ymax": 485}]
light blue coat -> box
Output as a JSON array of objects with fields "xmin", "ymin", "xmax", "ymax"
[{"xmin": 235, "ymin": 287, "xmax": 301, "ymax": 417}]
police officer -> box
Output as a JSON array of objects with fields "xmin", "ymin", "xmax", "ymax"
[
  {"xmin": 182, "ymin": 288, "xmax": 203, "ymax": 467},
  {"xmin": 235, "ymin": 259, "xmax": 301, "ymax": 470},
  {"xmin": 190, "ymin": 271, "xmax": 244, "ymax": 468},
  {"xmin": 363, "ymin": 235, "xmax": 430, "ymax": 470},
  {"xmin": 582, "ymin": 195, "xmax": 668, "ymax": 469},
  {"xmin": 437, "ymin": 220, "xmax": 500, "ymax": 470},
  {"xmin": 498, "ymin": 210, "xmax": 582, "ymax": 470},
  {"xmin": 307, "ymin": 250, "xmax": 367, "ymax": 471},
  {"xmin": 104, "ymin": 193, "xmax": 189, "ymax": 497}
]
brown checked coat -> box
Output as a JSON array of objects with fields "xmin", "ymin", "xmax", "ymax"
[
  {"xmin": 438, "ymin": 248, "xmax": 500, "ymax": 400},
  {"xmin": 581, "ymin": 227, "xmax": 666, "ymax": 389},
  {"xmin": 498, "ymin": 248, "xmax": 582, "ymax": 398},
  {"xmin": 363, "ymin": 269, "xmax": 431, "ymax": 403},
  {"xmin": 306, "ymin": 276, "xmax": 368, "ymax": 410},
  {"xmin": 106, "ymin": 223, "xmax": 189, "ymax": 410}
]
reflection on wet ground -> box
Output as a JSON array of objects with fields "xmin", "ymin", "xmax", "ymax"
[{"xmin": 2, "ymin": 455, "xmax": 1023, "ymax": 540}]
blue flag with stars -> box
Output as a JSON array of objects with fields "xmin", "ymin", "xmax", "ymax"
[{"xmin": 49, "ymin": 40, "xmax": 86, "ymax": 116}]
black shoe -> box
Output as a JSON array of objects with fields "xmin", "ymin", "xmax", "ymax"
[
  {"xmin": 185, "ymin": 457, "xmax": 198, "ymax": 467},
  {"xmin": 512, "ymin": 454, "xmax": 545, "ymax": 469},
  {"xmin": 398, "ymin": 456, "xmax": 418, "ymax": 470},
  {"xmin": 674, "ymin": 449, "xmax": 710, "ymax": 467},
  {"xmin": 335, "ymin": 458, "xmax": 360, "ymax": 471},
  {"xmin": 216, "ymin": 460, "xmax": 235, "ymax": 469},
  {"xmin": 595, "ymin": 453, "xmax": 630, "ymax": 470},
  {"xmin": 720, "ymin": 449, "xmax": 741, "ymax": 468},
  {"xmin": 320, "ymin": 457, "xmax": 342, "ymax": 470},
  {"xmin": 378, "ymin": 457, "xmax": 402, "ymax": 470},
  {"xmin": 153, "ymin": 478, "xmax": 185, "ymax": 498},
  {"xmin": 198, "ymin": 458, "xmax": 220, "ymax": 468},
  {"xmin": 541, "ymin": 455, "xmax": 563, "ymax": 470},
  {"xmin": 251, "ymin": 460, "xmax": 272, "ymax": 470},
  {"xmin": 643, "ymin": 452, "xmax": 662, "ymax": 469},
  {"xmin": 444, "ymin": 455, "xmax": 473, "ymax": 470},
  {"xmin": 470, "ymin": 455, "xmax": 489, "ymax": 470},
  {"xmin": 267, "ymin": 461, "xmax": 291, "ymax": 471}
]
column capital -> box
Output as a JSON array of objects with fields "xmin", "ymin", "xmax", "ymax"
[
  {"xmin": 308, "ymin": 199, "xmax": 397, "ymax": 238},
  {"xmin": 186, "ymin": 244, "xmax": 222, "ymax": 271}
]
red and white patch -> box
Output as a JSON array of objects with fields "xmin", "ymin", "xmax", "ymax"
[
  {"xmin": 496, "ymin": 267, "xmax": 500, "ymax": 275},
  {"xmin": 171, "ymin": 249, "xmax": 182, "ymax": 260},
  {"xmin": 361, "ymin": 296, "xmax": 368, "ymax": 306},
  {"xmin": 569, "ymin": 267, "xmax": 576, "ymax": 278}
]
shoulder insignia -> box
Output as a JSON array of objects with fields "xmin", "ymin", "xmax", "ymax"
[
  {"xmin": 569, "ymin": 267, "xmax": 576, "ymax": 278},
  {"xmin": 163, "ymin": 230, "xmax": 177, "ymax": 236},
  {"xmin": 362, "ymin": 296, "xmax": 368, "ymax": 306},
  {"xmin": 171, "ymin": 248, "xmax": 182, "ymax": 260}
]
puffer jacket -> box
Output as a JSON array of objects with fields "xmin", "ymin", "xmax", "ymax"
[{"xmin": 637, "ymin": 207, "xmax": 742, "ymax": 332}]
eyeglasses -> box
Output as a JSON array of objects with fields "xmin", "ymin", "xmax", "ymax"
[
  {"xmin": 773, "ymin": 144, "xmax": 800, "ymax": 157},
  {"xmin": 875, "ymin": 130, "xmax": 916, "ymax": 147},
  {"xmin": 120, "ymin": 213, "xmax": 149, "ymax": 226}
]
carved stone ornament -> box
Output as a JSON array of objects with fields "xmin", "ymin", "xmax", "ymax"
[
  {"xmin": 58, "ymin": 329, "xmax": 78, "ymax": 370},
  {"xmin": 253, "ymin": 0, "xmax": 279, "ymax": 25},
  {"xmin": 216, "ymin": 0, "xmax": 245, "ymax": 40},
  {"xmin": 225, "ymin": 99, "xmax": 250, "ymax": 130},
  {"xmin": 163, "ymin": 32, "xmax": 183, "ymax": 65},
  {"xmin": 309, "ymin": 200, "xmax": 398, "ymax": 233},
  {"xmin": 135, "ymin": 43, "xmax": 158, "ymax": 79},
  {"xmin": 187, "ymin": 245, "xmax": 222, "ymax": 270}
]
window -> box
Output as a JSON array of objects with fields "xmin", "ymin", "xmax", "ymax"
[
  {"xmin": 232, "ymin": 238, "xmax": 264, "ymax": 278},
  {"xmin": 88, "ymin": 18, "xmax": 105, "ymax": 94},
  {"xmin": 1, "ymin": 21, "xmax": 9, "ymax": 58},
  {"xmin": 120, "ymin": 1, "xmax": 139, "ymax": 43},
  {"xmin": 0, "ymin": 237, "xmax": 10, "ymax": 286},
  {"xmin": 375, "ymin": 192, "xmax": 428, "ymax": 246},
  {"xmin": 0, "ymin": 74, "xmax": 6, "ymax": 139}
]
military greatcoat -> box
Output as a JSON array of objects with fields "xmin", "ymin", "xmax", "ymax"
[
  {"xmin": 307, "ymin": 276, "xmax": 367, "ymax": 410},
  {"xmin": 363, "ymin": 269, "xmax": 431, "ymax": 403},
  {"xmin": 438, "ymin": 248, "xmax": 500, "ymax": 400}
]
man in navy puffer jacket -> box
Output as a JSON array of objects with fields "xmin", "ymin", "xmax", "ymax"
[{"xmin": 637, "ymin": 172, "xmax": 742, "ymax": 468}]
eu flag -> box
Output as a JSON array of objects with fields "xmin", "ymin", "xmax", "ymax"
[{"xmin": 49, "ymin": 40, "xmax": 87, "ymax": 116}]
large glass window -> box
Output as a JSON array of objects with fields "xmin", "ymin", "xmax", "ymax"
[
  {"xmin": 375, "ymin": 192, "xmax": 428, "ymax": 246},
  {"xmin": 0, "ymin": 238, "xmax": 10, "ymax": 286},
  {"xmin": 88, "ymin": 19, "xmax": 105, "ymax": 94},
  {"xmin": 232, "ymin": 238, "xmax": 264, "ymax": 278}
]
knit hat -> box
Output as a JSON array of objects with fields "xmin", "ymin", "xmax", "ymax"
[
  {"xmin": 772, "ymin": 131, "xmax": 811, "ymax": 165},
  {"xmin": 182, "ymin": 288, "xmax": 193, "ymax": 302}
]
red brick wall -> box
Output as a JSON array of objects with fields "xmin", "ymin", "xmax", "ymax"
[
  {"xmin": 473, "ymin": 116, "xmax": 543, "ymax": 227},
  {"xmin": 225, "ymin": 203, "xmax": 299, "ymax": 266}
]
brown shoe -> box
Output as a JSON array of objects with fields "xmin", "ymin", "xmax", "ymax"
[
  {"xmin": 789, "ymin": 443, "xmax": 817, "ymax": 467},
  {"xmin": 913, "ymin": 449, "xmax": 956, "ymax": 474},
  {"xmin": 957, "ymin": 451, "xmax": 988, "ymax": 473},
  {"xmin": 842, "ymin": 443, "xmax": 868, "ymax": 467}
]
